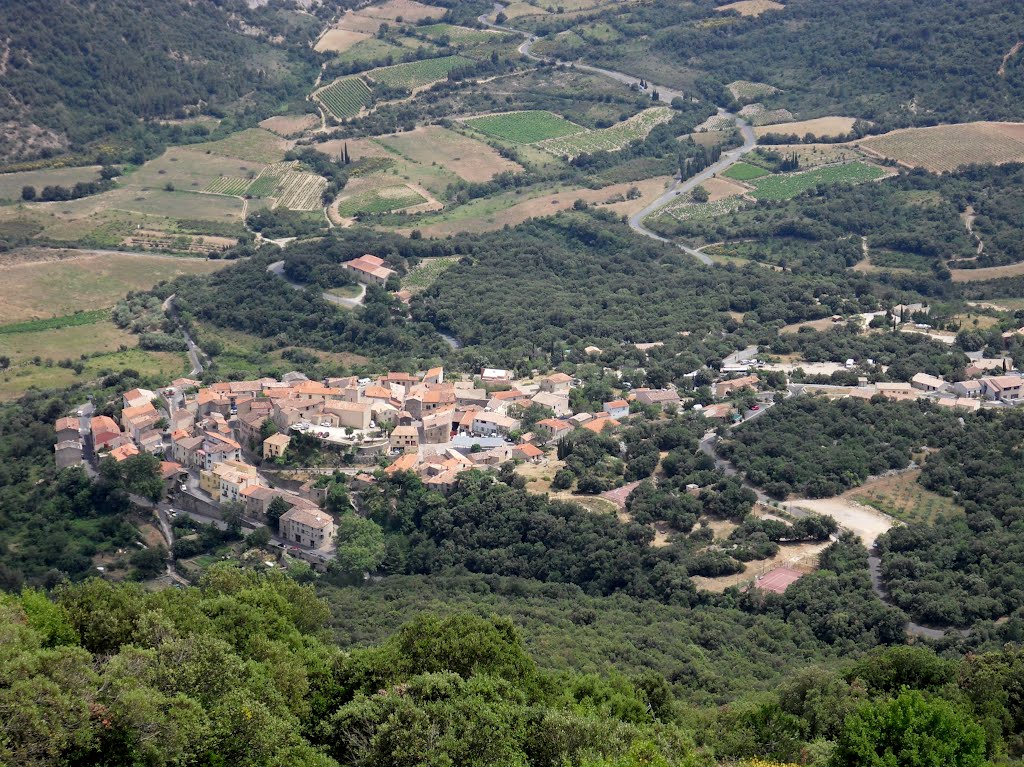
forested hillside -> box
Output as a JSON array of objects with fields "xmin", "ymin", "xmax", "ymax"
[
  {"xmin": 0, "ymin": 0, "xmax": 319, "ymax": 162},
  {"xmin": 537, "ymin": 0, "xmax": 1024, "ymax": 129},
  {"xmin": 3, "ymin": 566, "xmax": 1021, "ymax": 767}
]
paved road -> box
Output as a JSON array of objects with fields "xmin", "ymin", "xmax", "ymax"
[
  {"xmin": 267, "ymin": 260, "xmax": 366, "ymax": 308},
  {"xmin": 479, "ymin": 4, "xmax": 757, "ymax": 264},
  {"xmin": 163, "ymin": 293, "xmax": 206, "ymax": 376}
]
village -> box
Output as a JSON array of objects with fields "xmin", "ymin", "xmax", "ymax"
[{"xmin": 50, "ymin": 272, "xmax": 1024, "ymax": 579}]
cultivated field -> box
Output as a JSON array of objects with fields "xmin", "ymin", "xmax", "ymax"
[
  {"xmin": 360, "ymin": 0, "xmax": 446, "ymax": 21},
  {"xmin": 738, "ymin": 103, "xmax": 794, "ymax": 126},
  {"xmin": 366, "ymin": 56, "xmax": 473, "ymax": 90},
  {"xmin": 375, "ymin": 126, "xmax": 523, "ymax": 182},
  {"xmin": 846, "ymin": 468, "xmax": 963, "ymax": 526},
  {"xmin": 694, "ymin": 114, "xmax": 736, "ymax": 132},
  {"xmin": 335, "ymin": 185, "xmax": 427, "ymax": 217},
  {"xmin": 125, "ymin": 147, "xmax": 266, "ymax": 193},
  {"xmin": 727, "ymin": 80, "xmax": 780, "ymax": 102},
  {"xmin": 758, "ymin": 143, "xmax": 865, "ymax": 168},
  {"xmin": 0, "ymin": 249, "xmax": 227, "ymax": 323},
  {"xmin": 315, "ymin": 28, "xmax": 369, "ymax": 53},
  {"xmin": 722, "ymin": 162, "xmax": 769, "ymax": 181},
  {"xmin": 756, "ymin": 116, "xmax": 858, "ymax": 138},
  {"xmin": 0, "ymin": 317, "xmax": 134, "ymax": 365},
  {"xmin": 658, "ymin": 196, "xmax": 745, "ymax": 222},
  {"xmin": 316, "ymin": 77, "xmax": 373, "ymax": 119},
  {"xmin": 402, "ymin": 256, "xmax": 460, "ymax": 294},
  {"xmin": 275, "ymin": 172, "xmax": 329, "ymax": 211},
  {"xmin": 0, "ymin": 166, "xmax": 103, "ymax": 200},
  {"xmin": 417, "ymin": 24, "xmax": 500, "ymax": 44},
  {"xmin": 859, "ymin": 122, "xmax": 1024, "ymax": 172},
  {"xmin": 538, "ymin": 107, "xmax": 674, "ymax": 158},
  {"xmin": 716, "ymin": 0, "xmax": 784, "ymax": 16},
  {"xmin": 258, "ymin": 114, "xmax": 319, "ymax": 136},
  {"xmin": 950, "ymin": 261, "xmax": 1024, "ymax": 282},
  {"xmin": 192, "ymin": 128, "xmax": 290, "ymax": 164},
  {"xmin": 465, "ymin": 110, "xmax": 586, "ymax": 144},
  {"xmin": 748, "ymin": 162, "xmax": 886, "ymax": 200},
  {"xmin": 700, "ymin": 177, "xmax": 749, "ymax": 202}
]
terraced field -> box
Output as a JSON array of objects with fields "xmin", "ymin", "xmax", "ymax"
[
  {"xmin": 367, "ymin": 56, "xmax": 473, "ymax": 90},
  {"xmin": 748, "ymin": 162, "xmax": 886, "ymax": 200},
  {"xmin": 317, "ymin": 77, "xmax": 373, "ymax": 119},
  {"xmin": 336, "ymin": 185, "xmax": 427, "ymax": 217},
  {"xmin": 538, "ymin": 107, "xmax": 674, "ymax": 158},
  {"xmin": 466, "ymin": 110, "xmax": 586, "ymax": 144}
]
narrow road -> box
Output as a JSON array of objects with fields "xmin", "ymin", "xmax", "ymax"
[
  {"xmin": 163, "ymin": 294, "xmax": 206, "ymax": 376},
  {"xmin": 479, "ymin": 4, "xmax": 757, "ymax": 263},
  {"xmin": 267, "ymin": 260, "xmax": 366, "ymax": 308}
]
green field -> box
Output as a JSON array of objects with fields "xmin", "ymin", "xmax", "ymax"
[
  {"xmin": 466, "ymin": 111, "xmax": 586, "ymax": 144},
  {"xmin": 192, "ymin": 128, "xmax": 288, "ymax": 164},
  {"xmin": 748, "ymin": 162, "xmax": 887, "ymax": 200},
  {"xmin": 416, "ymin": 24, "xmax": 500, "ymax": 45},
  {"xmin": 367, "ymin": 55, "xmax": 473, "ymax": 91},
  {"xmin": 336, "ymin": 186, "xmax": 427, "ymax": 217},
  {"xmin": 317, "ymin": 77, "xmax": 374, "ymax": 119},
  {"xmin": 538, "ymin": 107, "xmax": 674, "ymax": 158},
  {"xmin": 0, "ymin": 310, "xmax": 110, "ymax": 335},
  {"xmin": 0, "ymin": 166, "xmax": 103, "ymax": 200},
  {"xmin": 722, "ymin": 162, "xmax": 771, "ymax": 181},
  {"xmin": 245, "ymin": 171, "xmax": 286, "ymax": 198}
]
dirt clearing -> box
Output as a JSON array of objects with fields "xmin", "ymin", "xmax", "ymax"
[
  {"xmin": 951, "ymin": 261, "xmax": 1024, "ymax": 282},
  {"xmin": 259, "ymin": 115, "xmax": 318, "ymax": 136},
  {"xmin": 792, "ymin": 497, "xmax": 897, "ymax": 548},
  {"xmin": 376, "ymin": 126, "xmax": 523, "ymax": 183},
  {"xmin": 755, "ymin": 116, "xmax": 858, "ymax": 138},
  {"xmin": 701, "ymin": 176, "xmax": 748, "ymax": 202},
  {"xmin": 691, "ymin": 541, "xmax": 827, "ymax": 592},
  {"xmin": 846, "ymin": 469, "xmax": 963, "ymax": 526},
  {"xmin": 315, "ymin": 28, "xmax": 369, "ymax": 53},
  {"xmin": 360, "ymin": 0, "xmax": 446, "ymax": 21},
  {"xmin": 716, "ymin": 0, "xmax": 784, "ymax": 16}
]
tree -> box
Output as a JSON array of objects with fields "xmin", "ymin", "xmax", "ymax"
[
  {"xmin": 333, "ymin": 513, "xmax": 385, "ymax": 576},
  {"xmin": 248, "ymin": 526, "xmax": 272, "ymax": 548},
  {"xmin": 21, "ymin": 185, "xmax": 36, "ymax": 201},
  {"xmin": 267, "ymin": 496, "xmax": 289, "ymax": 533},
  {"xmin": 120, "ymin": 453, "xmax": 164, "ymax": 502},
  {"xmin": 831, "ymin": 689, "xmax": 986, "ymax": 767},
  {"xmin": 691, "ymin": 185, "xmax": 710, "ymax": 203}
]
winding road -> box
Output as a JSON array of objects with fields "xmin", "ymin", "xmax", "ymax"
[
  {"xmin": 479, "ymin": 4, "xmax": 758, "ymax": 263},
  {"xmin": 266, "ymin": 260, "xmax": 366, "ymax": 308}
]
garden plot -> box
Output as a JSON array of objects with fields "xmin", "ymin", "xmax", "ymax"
[
  {"xmin": 538, "ymin": 107, "xmax": 674, "ymax": 158},
  {"xmin": 275, "ymin": 172, "xmax": 328, "ymax": 211},
  {"xmin": 464, "ymin": 110, "xmax": 586, "ymax": 144},
  {"xmin": 859, "ymin": 122, "xmax": 1024, "ymax": 172}
]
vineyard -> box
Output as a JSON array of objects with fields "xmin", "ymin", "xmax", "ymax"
[
  {"xmin": 417, "ymin": 24, "xmax": 498, "ymax": 44},
  {"xmin": 246, "ymin": 164, "xmax": 290, "ymax": 198},
  {"xmin": 694, "ymin": 114, "xmax": 735, "ymax": 133},
  {"xmin": 317, "ymin": 77, "xmax": 373, "ymax": 119},
  {"xmin": 335, "ymin": 185, "xmax": 426, "ymax": 217},
  {"xmin": 205, "ymin": 177, "xmax": 252, "ymax": 196},
  {"xmin": 658, "ymin": 197, "xmax": 746, "ymax": 222},
  {"xmin": 859, "ymin": 122, "xmax": 1024, "ymax": 172},
  {"xmin": 402, "ymin": 256, "xmax": 460, "ymax": 294},
  {"xmin": 275, "ymin": 172, "xmax": 329, "ymax": 211},
  {"xmin": 466, "ymin": 110, "xmax": 586, "ymax": 144},
  {"xmin": 538, "ymin": 107, "xmax": 674, "ymax": 158},
  {"xmin": 727, "ymin": 80, "xmax": 780, "ymax": 102},
  {"xmin": 192, "ymin": 128, "xmax": 288, "ymax": 164},
  {"xmin": 366, "ymin": 55, "xmax": 473, "ymax": 90},
  {"xmin": 747, "ymin": 162, "xmax": 886, "ymax": 200}
]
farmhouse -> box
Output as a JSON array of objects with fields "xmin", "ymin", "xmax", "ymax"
[
  {"xmin": 536, "ymin": 417, "xmax": 573, "ymax": 443},
  {"xmin": 603, "ymin": 399, "xmax": 630, "ymax": 419},
  {"xmin": 342, "ymin": 254, "xmax": 395, "ymax": 287},
  {"xmin": 715, "ymin": 375, "xmax": 760, "ymax": 399},
  {"xmin": 633, "ymin": 388, "xmax": 681, "ymax": 411},
  {"xmin": 55, "ymin": 416, "xmax": 81, "ymax": 443},
  {"xmin": 90, "ymin": 416, "xmax": 122, "ymax": 450},
  {"xmin": 911, "ymin": 373, "xmax": 947, "ymax": 393},
  {"xmin": 470, "ymin": 411, "xmax": 520, "ymax": 437},
  {"xmin": 390, "ymin": 424, "xmax": 419, "ymax": 453},
  {"xmin": 980, "ymin": 375, "xmax": 1024, "ymax": 403}
]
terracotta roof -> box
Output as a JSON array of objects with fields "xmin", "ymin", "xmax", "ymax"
[
  {"xmin": 160, "ymin": 461, "xmax": 184, "ymax": 479},
  {"xmin": 546, "ymin": 372, "xmax": 573, "ymax": 384},
  {"xmin": 582, "ymin": 416, "xmax": 619, "ymax": 433},
  {"xmin": 263, "ymin": 433, "xmax": 291, "ymax": 446},
  {"xmin": 537, "ymin": 418, "xmax": 572, "ymax": 432},
  {"xmin": 385, "ymin": 453, "xmax": 420, "ymax": 474},
  {"xmin": 280, "ymin": 506, "xmax": 335, "ymax": 529},
  {"xmin": 90, "ymin": 415, "xmax": 120, "ymax": 435},
  {"xmin": 514, "ymin": 443, "xmax": 544, "ymax": 458},
  {"xmin": 204, "ymin": 431, "xmax": 241, "ymax": 451},
  {"xmin": 604, "ymin": 399, "xmax": 628, "ymax": 409},
  {"xmin": 55, "ymin": 416, "xmax": 80, "ymax": 432},
  {"xmin": 109, "ymin": 444, "xmax": 140, "ymax": 462}
]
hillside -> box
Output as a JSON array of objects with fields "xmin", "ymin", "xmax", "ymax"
[{"xmin": 0, "ymin": 0, "xmax": 318, "ymax": 162}]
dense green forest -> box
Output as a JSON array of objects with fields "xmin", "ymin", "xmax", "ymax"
[
  {"xmin": 3, "ymin": 565, "xmax": 1023, "ymax": 766},
  {"xmin": 535, "ymin": 0, "xmax": 1024, "ymax": 129},
  {"xmin": 0, "ymin": 0, "xmax": 320, "ymax": 162}
]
